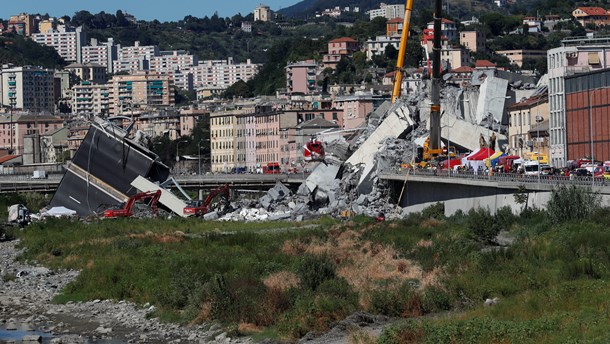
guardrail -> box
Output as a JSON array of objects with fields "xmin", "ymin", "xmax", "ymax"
[{"xmin": 385, "ymin": 168, "xmax": 608, "ymax": 188}]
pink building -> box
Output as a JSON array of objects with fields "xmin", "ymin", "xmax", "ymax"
[
  {"xmin": 333, "ymin": 95, "xmax": 375, "ymax": 129},
  {"xmin": 286, "ymin": 60, "xmax": 318, "ymax": 95},
  {"xmin": 245, "ymin": 114, "xmax": 257, "ymax": 172},
  {"xmin": 0, "ymin": 113, "xmax": 64, "ymax": 155},
  {"xmin": 255, "ymin": 112, "xmax": 281, "ymax": 167},
  {"xmin": 323, "ymin": 37, "xmax": 359, "ymax": 69}
]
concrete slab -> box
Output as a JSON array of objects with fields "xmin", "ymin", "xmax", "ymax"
[
  {"xmin": 131, "ymin": 176, "xmax": 188, "ymax": 217},
  {"xmin": 346, "ymin": 103, "xmax": 415, "ymax": 192},
  {"xmin": 305, "ymin": 162, "xmax": 341, "ymax": 193}
]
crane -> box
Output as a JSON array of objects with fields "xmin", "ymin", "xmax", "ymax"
[{"xmin": 391, "ymin": 0, "xmax": 414, "ymax": 103}]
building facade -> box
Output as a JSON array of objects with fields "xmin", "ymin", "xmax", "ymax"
[
  {"xmin": 254, "ymin": 5, "xmax": 272, "ymax": 22},
  {"xmin": 507, "ymin": 92, "xmax": 549, "ymax": 157},
  {"xmin": 0, "ymin": 65, "xmax": 55, "ymax": 113},
  {"xmin": 107, "ymin": 73, "xmax": 175, "ymax": 116},
  {"xmin": 31, "ymin": 26, "xmax": 85, "ymax": 63},
  {"xmin": 460, "ymin": 31, "xmax": 485, "ymax": 53},
  {"xmin": 0, "ymin": 114, "xmax": 64, "ymax": 155},
  {"xmin": 71, "ymin": 83, "xmax": 110, "ymax": 117},
  {"xmin": 547, "ymin": 36, "xmax": 610, "ymax": 167},
  {"xmin": 286, "ymin": 61, "xmax": 318, "ymax": 95},
  {"xmin": 497, "ymin": 50, "xmax": 547, "ymax": 68},
  {"xmin": 367, "ymin": 3, "xmax": 405, "ymax": 20}
]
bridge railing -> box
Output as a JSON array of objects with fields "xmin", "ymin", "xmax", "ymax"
[{"xmin": 391, "ymin": 168, "xmax": 608, "ymax": 187}]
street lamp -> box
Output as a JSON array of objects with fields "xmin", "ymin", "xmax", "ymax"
[{"xmin": 176, "ymin": 140, "xmax": 188, "ymax": 162}]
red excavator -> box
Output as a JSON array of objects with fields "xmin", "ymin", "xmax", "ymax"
[
  {"xmin": 303, "ymin": 138, "xmax": 325, "ymax": 162},
  {"xmin": 184, "ymin": 184, "xmax": 231, "ymax": 217},
  {"xmin": 103, "ymin": 190, "xmax": 162, "ymax": 218}
]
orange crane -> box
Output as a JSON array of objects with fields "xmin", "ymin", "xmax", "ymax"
[{"xmin": 391, "ymin": 0, "xmax": 414, "ymax": 103}]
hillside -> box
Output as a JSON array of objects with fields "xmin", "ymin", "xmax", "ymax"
[{"xmin": 0, "ymin": 33, "xmax": 66, "ymax": 68}]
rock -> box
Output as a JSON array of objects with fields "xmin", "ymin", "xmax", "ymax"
[
  {"xmin": 21, "ymin": 335, "xmax": 42, "ymax": 342},
  {"xmin": 6, "ymin": 321, "xmax": 17, "ymax": 330},
  {"xmin": 356, "ymin": 194, "xmax": 368, "ymax": 206},
  {"xmin": 215, "ymin": 332, "xmax": 227, "ymax": 341},
  {"xmin": 203, "ymin": 211, "xmax": 219, "ymax": 221},
  {"xmin": 314, "ymin": 190, "xmax": 328, "ymax": 203},
  {"xmin": 288, "ymin": 201, "xmax": 296, "ymax": 209},
  {"xmin": 259, "ymin": 195, "xmax": 272, "ymax": 209},
  {"xmin": 269, "ymin": 213, "xmax": 291, "ymax": 221},
  {"xmin": 267, "ymin": 182, "xmax": 291, "ymax": 201},
  {"xmin": 484, "ymin": 297, "xmax": 499, "ymax": 306},
  {"xmin": 95, "ymin": 326, "xmax": 113, "ymax": 334},
  {"xmin": 296, "ymin": 215, "xmax": 304, "ymax": 222},
  {"xmin": 296, "ymin": 183, "xmax": 310, "ymax": 196}
]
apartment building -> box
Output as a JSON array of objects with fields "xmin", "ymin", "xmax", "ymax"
[
  {"xmin": 286, "ymin": 61, "xmax": 318, "ymax": 95},
  {"xmin": 81, "ymin": 38, "xmax": 119, "ymax": 73},
  {"xmin": 71, "ymin": 83, "xmax": 110, "ymax": 117},
  {"xmin": 507, "ymin": 91, "xmax": 549, "ymax": 157},
  {"xmin": 31, "ymin": 26, "xmax": 85, "ymax": 63},
  {"xmin": 189, "ymin": 58, "xmax": 259, "ymax": 90},
  {"xmin": 7, "ymin": 14, "xmax": 36, "ymax": 36},
  {"xmin": 107, "ymin": 72, "xmax": 175, "ymax": 116},
  {"xmin": 0, "ymin": 113, "xmax": 63, "ymax": 155},
  {"xmin": 38, "ymin": 19, "xmax": 56, "ymax": 34},
  {"xmin": 367, "ymin": 3, "xmax": 405, "ymax": 20},
  {"xmin": 65, "ymin": 63, "xmax": 107, "ymax": 84},
  {"xmin": 547, "ymin": 36, "xmax": 610, "ymax": 167},
  {"xmin": 386, "ymin": 18, "xmax": 403, "ymax": 37},
  {"xmin": 333, "ymin": 94, "xmax": 375, "ymax": 129},
  {"xmin": 150, "ymin": 51, "xmax": 198, "ymax": 90},
  {"xmin": 0, "ymin": 65, "xmax": 55, "ymax": 113},
  {"xmin": 112, "ymin": 41, "xmax": 159, "ymax": 74},
  {"xmin": 365, "ymin": 36, "xmax": 400, "ymax": 60},
  {"xmin": 323, "ymin": 37, "xmax": 359, "ymax": 69},
  {"xmin": 427, "ymin": 18, "xmax": 458, "ymax": 42},
  {"xmin": 460, "ymin": 31, "xmax": 485, "ymax": 53}
]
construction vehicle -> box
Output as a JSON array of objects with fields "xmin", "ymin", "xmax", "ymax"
[
  {"xmin": 184, "ymin": 184, "xmax": 230, "ymax": 217},
  {"xmin": 263, "ymin": 162, "xmax": 281, "ymax": 174},
  {"xmin": 103, "ymin": 190, "xmax": 161, "ymax": 218},
  {"xmin": 416, "ymin": 137, "xmax": 456, "ymax": 167},
  {"xmin": 8, "ymin": 204, "xmax": 30, "ymax": 227}
]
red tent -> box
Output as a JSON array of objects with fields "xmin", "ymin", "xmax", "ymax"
[
  {"xmin": 442, "ymin": 158, "xmax": 462, "ymax": 169},
  {"xmin": 467, "ymin": 148, "xmax": 494, "ymax": 160}
]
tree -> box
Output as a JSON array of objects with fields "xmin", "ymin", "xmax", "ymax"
[{"xmin": 222, "ymin": 80, "xmax": 252, "ymax": 99}]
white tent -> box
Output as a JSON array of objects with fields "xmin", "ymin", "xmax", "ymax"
[{"xmin": 44, "ymin": 206, "xmax": 77, "ymax": 218}]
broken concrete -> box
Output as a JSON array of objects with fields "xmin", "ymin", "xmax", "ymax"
[{"xmin": 131, "ymin": 176, "xmax": 188, "ymax": 218}]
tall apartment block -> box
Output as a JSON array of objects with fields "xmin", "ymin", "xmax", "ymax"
[
  {"xmin": 113, "ymin": 41, "xmax": 159, "ymax": 74},
  {"xmin": 367, "ymin": 3, "xmax": 405, "ymax": 20},
  {"xmin": 31, "ymin": 26, "xmax": 85, "ymax": 63},
  {"xmin": 0, "ymin": 65, "xmax": 55, "ymax": 113},
  {"xmin": 107, "ymin": 72, "xmax": 175, "ymax": 116},
  {"xmin": 81, "ymin": 38, "xmax": 119, "ymax": 74},
  {"xmin": 547, "ymin": 36, "xmax": 610, "ymax": 167}
]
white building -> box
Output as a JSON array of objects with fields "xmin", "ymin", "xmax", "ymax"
[
  {"xmin": 31, "ymin": 26, "xmax": 85, "ymax": 63},
  {"xmin": 0, "ymin": 65, "xmax": 55, "ymax": 113},
  {"xmin": 81, "ymin": 38, "xmax": 119, "ymax": 73},
  {"xmin": 254, "ymin": 4, "xmax": 272, "ymax": 22},
  {"xmin": 365, "ymin": 36, "xmax": 400, "ymax": 60},
  {"xmin": 367, "ymin": 3, "xmax": 405, "ymax": 20},
  {"xmin": 187, "ymin": 58, "xmax": 259, "ymax": 90}
]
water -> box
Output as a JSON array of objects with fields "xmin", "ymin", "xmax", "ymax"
[{"xmin": 0, "ymin": 324, "xmax": 125, "ymax": 343}]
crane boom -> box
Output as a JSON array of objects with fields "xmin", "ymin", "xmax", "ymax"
[
  {"xmin": 429, "ymin": 0, "xmax": 443, "ymax": 150},
  {"xmin": 391, "ymin": 0, "xmax": 414, "ymax": 103}
]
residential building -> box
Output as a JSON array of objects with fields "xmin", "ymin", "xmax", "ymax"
[
  {"xmin": 38, "ymin": 19, "xmax": 56, "ymax": 34},
  {"xmin": 427, "ymin": 18, "xmax": 458, "ymax": 42},
  {"xmin": 365, "ymin": 36, "xmax": 400, "ymax": 60},
  {"xmin": 31, "ymin": 26, "xmax": 85, "ymax": 63},
  {"xmin": 507, "ymin": 90, "xmax": 549, "ymax": 157},
  {"xmin": 367, "ymin": 3, "xmax": 405, "ymax": 20},
  {"xmin": 71, "ymin": 83, "xmax": 110, "ymax": 117},
  {"xmin": 323, "ymin": 37, "xmax": 359, "ymax": 69},
  {"xmin": 66, "ymin": 124, "xmax": 90, "ymax": 156},
  {"xmin": 65, "ymin": 63, "xmax": 107, "ymax": 84},
  {"xmin": 107, "ymin": 72, "xmax": 175, "ymax": 116},
  {"xmin": 188, "ymin": 58, "xmax": 259, "ymax": 90},
  {"xmin": 7, "ymin": 14, "xmax": 36, "ymax": 36},
  {"xmin": 572, "ymin": 7, "xmax": 610, "ymax": 27},
  {"xmin": 386, "ymin": 18, "xmax": 403, "ymax": 37},
  {"xmin": 0, "ymin": 113, "xmax": 64, "ymax": 155},
  {"xmin": 496, "ymin": 50, "xmax": 547, "ymax": 68},
  {"xmin": 254, "ymin": 4, "xmax": 272, "ymax": 22},
  {"xmin": 23, "ymin": 126, "xmax": 69, "ymax": 164},
  {"xmin": 522, "ymin": 16, "xmax": 543, "ymax": 33},
  {"xmin": 333, "ymin": 94, "xmax": 375, "ymax": 129},
  {"xmin": 564, "ymin": 69, "xmax": 610, "ymax": 162},
  {"xmin": 0, "ymin": 65, "xmax": 55, "ymax": 113},
  {"xmin": 460, "ymin": 31, "xmax": 485, "ymax": 53},
  {"xmin": 241, "ymin": 22, "xmax": 252, "ymax": 33},
  {"xmin": 81, "ymin": 38, "xmax": 118, "ymax": 74},
  {"xmin": 547, "ymin": 36, "xmax": 610, "ymax": 167},
  {"xmin": 286, "ymin": 61, "xmax": 318, "ymax": 95},
  {"xmin": 150, "ymin": 50, "xmax": 198, "ymax": 90}
]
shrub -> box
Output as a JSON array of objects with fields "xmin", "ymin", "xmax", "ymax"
[
  {"xmin": 467, "ymin": 208, "xmax": 500, "ymax": 244},
  {"xmin": 546, "ymin": 185, "xmax": 600, "ymax": 224},
  {"xmin": 296, "ymin": 254, "xmax": 336, "ymax": 291},
  {"xmin": 422, "ymin": 286, "xmax": 453, "ymax": 313},
  {"xmin": 422, "ymin": 203, "xmax": 445, "ymax": 220},
  {"xmin": 369, "ymin": 282, "xmax": 422, "ymax": 317},
  {"xmin": 494, "ymin": 206, "xmax": 516, "ymax": 229}
]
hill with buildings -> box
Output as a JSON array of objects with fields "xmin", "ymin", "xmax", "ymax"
[{"xmin": 0, "ymin": 33, "xmax": 65, "ymax": 68}]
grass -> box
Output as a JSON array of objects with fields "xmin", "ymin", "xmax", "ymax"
[{"xmin": 7, "ymin": 188, "xmax": 610, "ymax": 342}]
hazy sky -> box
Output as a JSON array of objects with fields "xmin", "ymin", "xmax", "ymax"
[{"xmin": 0, "ymin": 1, "xmax": 298, "ymax": 21}]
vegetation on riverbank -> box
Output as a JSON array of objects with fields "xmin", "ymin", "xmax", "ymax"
[{"xmin": 6, "ymin": 185, "xmax": 610, "ymax": 342}]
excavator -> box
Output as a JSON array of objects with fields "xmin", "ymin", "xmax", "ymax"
[
  {"xmin": 103, "ymin": 190, "xmax": 162, "ymax": 218},
  {"xmin": 393, "ymin": 0, "xmax": 444, "ymax": 165},
  {"xmin": 184, "ymin": 184, "xmax": 231, "ymax": 217}
]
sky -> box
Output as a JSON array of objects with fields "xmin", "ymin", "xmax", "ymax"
[{"xmin": 1, "ymin": 0, "xmax": 298, "ymax": 22}]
